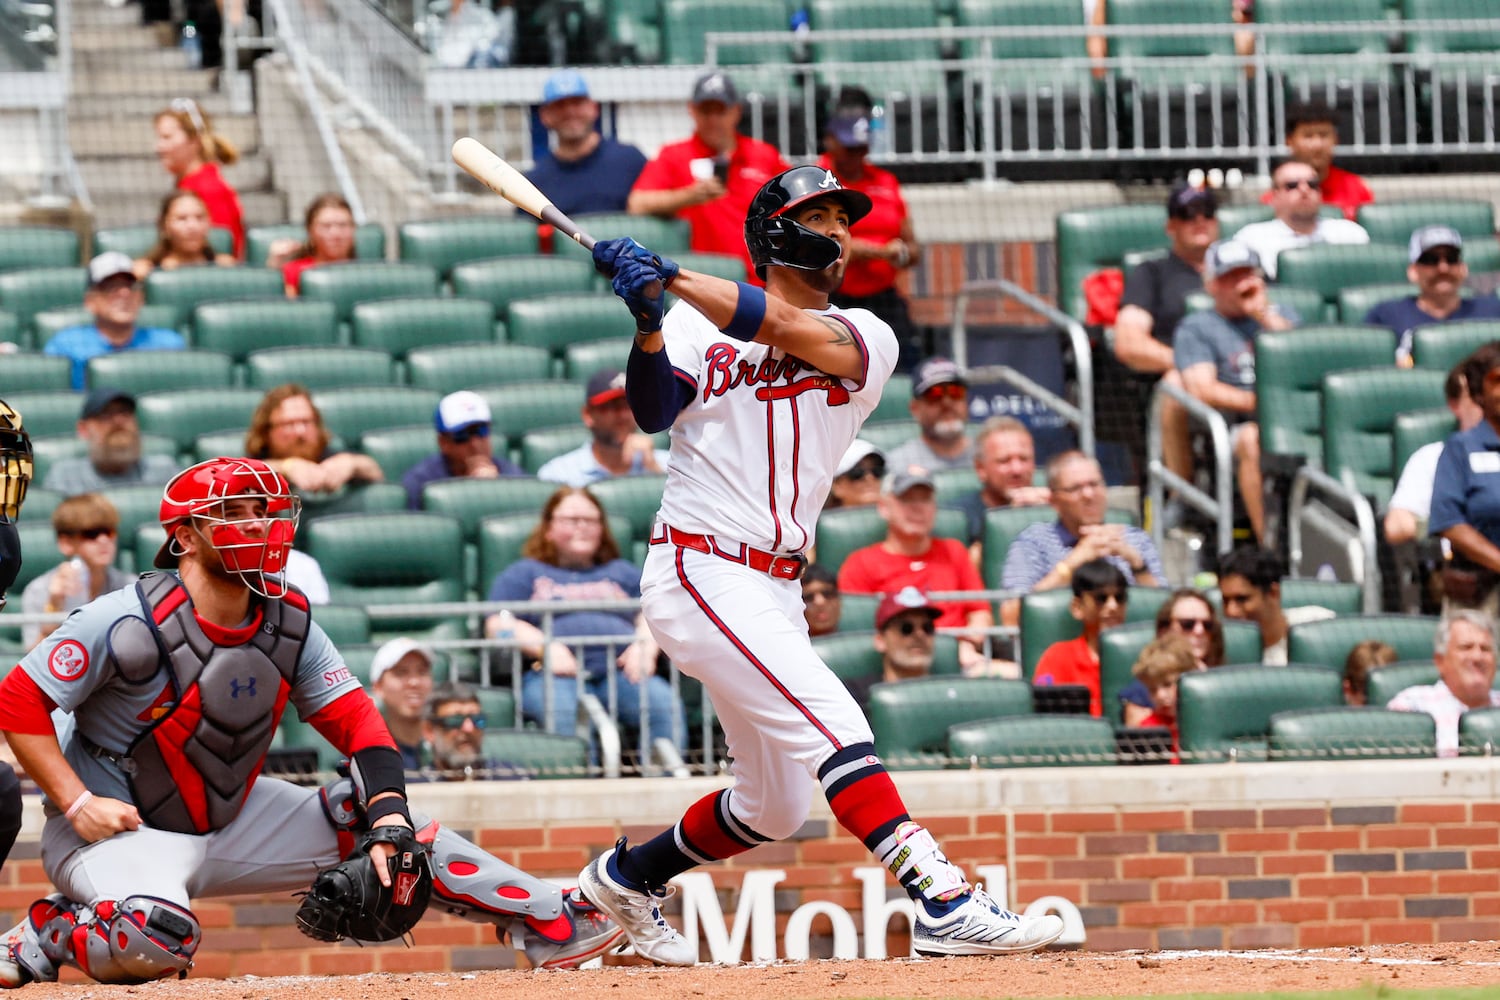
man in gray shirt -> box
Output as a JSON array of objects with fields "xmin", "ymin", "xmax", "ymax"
[
  {"xmin": 1173, "ymin": 240, "xmax": 1296, "ymax": 543},
  {"xmin": 886, "ymin": 357, "xmax": 973, "ymax": 473},
  {"xmin": 42, "ymin": 388, "xmax": 179, "ymax": 496}
]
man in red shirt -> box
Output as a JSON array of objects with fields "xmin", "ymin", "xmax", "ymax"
[
  {"xmin": 1031, "ymin": 559, "xmax": 1129, "ymax": 717},
  {"xmin": 627, "ymin": 72, "xmax": 790, "ymax": 278},
  {"xmin": 817, "ymin": 115, "xmax": 922, "ymax": 368},
  {"xmin": 1259, "ymin": 99, "xmax": 1373, "ymax": 221}
]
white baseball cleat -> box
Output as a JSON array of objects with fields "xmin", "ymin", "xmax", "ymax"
[
  {"xmin": 577, "ymin": 842, "xmax": 697, "ymax": 967},
  {"xmin": 912, "ymin": 885, "xmax": 1065, "ymax": 956}
]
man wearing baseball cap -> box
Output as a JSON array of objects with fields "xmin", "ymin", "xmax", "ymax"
[
  {"xmin": 887, "ymin": 357, "xmax": 973, "ymax": 473},
  {"xmin": 1367, "ymin": 225, "xmax": 1500, "ymax": 366},
  {"xmin": 844, "ymin": 586, "xmax": 943, "ymax": 710},
  {"xmin": 627, "ymin": 72, "xmax": 790, "ymax": 276},
  {"xmin": 526, "ymin": 70, "xmax": 646, "ymax": 219},
  {"xmin": 1173, "ymin": 239, "xmax": 1298, "ymax": 542},
  {"xmin": 538, "ymin": 369, "xmax": 670, "ymax": 487},
  {"xmin": 369, "ymin": 637, "xmax": 437, "ymax": 770},
  {"xmin": 42, "ymin": 253, "xmax": 185, "ymax": 390},
  {"xmin": 42, "ymin": 388, "xmax": 180, "ymax": 496},
  {"xmin": 401, "ymin": 390, "xmax": 524, "ymax": 509}
]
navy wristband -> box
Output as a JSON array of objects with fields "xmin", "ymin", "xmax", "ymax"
[{"xmin": 723, "ymin": 282, "xmax": 766, "ymax": 342}]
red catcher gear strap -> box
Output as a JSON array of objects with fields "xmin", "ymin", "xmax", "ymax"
[{"xmin": 108, "ymin": 572, "xmax": 308, "ymax": 834}]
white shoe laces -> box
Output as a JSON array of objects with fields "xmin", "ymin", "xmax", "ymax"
[{"xmin": 613, "ymin": 883, "xmax": 679, "ymax": 939}]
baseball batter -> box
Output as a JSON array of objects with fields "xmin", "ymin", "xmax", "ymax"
[
  {"xmin": 0, "ymin": 458, "xmax": 619, "ymax": 987},
  {"xmin": 577, "ymin": 166, "xmax": 1065, "ymax": 963}
]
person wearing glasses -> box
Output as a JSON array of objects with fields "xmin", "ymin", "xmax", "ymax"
[
  {"xmin": 402, "ymin": 390, "xmax": 524, "ymax": 509},
  {"xmin": 1259, "ymin": 100, "xmax": 1373, "ymax": 222},
  {"xmin": 801, "ymin": 564, "xmax": 842, "ymax": 638},
  {"xmin": 949, "ymin": 417, "xmax": 1051, "ymax": 553},
  {"xmin": 886, "ymin": 357, "xmax": 973, "ymax": 473},
  {"xmin": 42, "ymin": 253, "xmax": 186, "ymax": 391},
  {"xmin": 1367, "ymin": 227, "xmax": 1500, "ymax": 367},
  {"xmin": 1216, "ymin": 545, "xmax": 1333, "ymax": 665},
  {"xmin": 827, "ymin": 439, "xmax": 885, "ymax": 510},
  {"xmin": 483, "ymin": 487, "xmax": 685, "ymax": 758},
  {"xmin": 418, "ymin": 682, "xmax": 527, "ymax": 781},
  {"xmin": 538, "ymin": 369, "xmax": 670, "ymax": 488},
  {"xmin": 42, "ymin": 389, "xmax": 180, "ymax": 496},
  {"xmin": 244, "ymin": 383, "xmax": 384, "ymax": 496},
  {"xmin": 1033, "ymin": 559, "xmax": 1130, "ymax": 717},
  {"xmin": 845, "ymin": 586, "xmax": 943, "ymax": 711},
  {"xmin": 1231, "ymin": 159, "xmax": 1368, "ymax": 279},
  {"xmin": 1117, "ymin": 587, "xmax": 1226, "ymax": 726},
  {"xmin": 20, "ymin": 493, "xmax": 134, "ymax": 651}
]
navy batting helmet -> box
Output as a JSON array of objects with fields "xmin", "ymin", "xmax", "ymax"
[{"xmin": 744, "ymin": 166, "xmax": 872, "ymax": 280}]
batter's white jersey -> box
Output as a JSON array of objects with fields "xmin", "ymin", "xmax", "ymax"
[{"xmin": 655, "ymin": 299, "xmax": 898, "ymax": 553}]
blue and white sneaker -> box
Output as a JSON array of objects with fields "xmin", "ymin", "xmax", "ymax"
[
  {"xmin": 912, "ymin": 885, "xmax": 1064, "ymax": 956},
  {"xmin": 577, "ymin": 841, "xmax": 696, "ymax": 967}
]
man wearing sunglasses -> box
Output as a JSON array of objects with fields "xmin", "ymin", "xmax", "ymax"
[
  {"xmin": 1231, "ymin": 160, "xmax": 1368, "ymax": 280},
  {"xmin": 1367, "ymin": 227, "xmax": 1500, "ymax": 367},
  {"xmin": 402, "ymin": 390, "xmax": 523, "ymax": 509},
  {"xmin": 419, "ymin": 682, "xmax": 525, "ymax": 781},
  {"xmin": 886, "ymin": 357, "xmax": 974, "ymax": 473},
  {"xmin": 847, "ymin": 587, "xmax": 942, "ymax": 710},
  {"xmin": 42, "ymin": 389, "xmax": 180, "ymax": 497},
  {"xmin": 19, "ymin": 493, "xmax": 134, "ymax": 651}
]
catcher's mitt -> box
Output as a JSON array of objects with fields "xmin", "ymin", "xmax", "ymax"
[{"xmin": 295, "ymin": 825, "xmax": 433, "ymax": 943}]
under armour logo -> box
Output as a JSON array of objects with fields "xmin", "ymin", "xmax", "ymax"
[
  {"xmin": 229, "ymin": 676, "xmax": 257, "ymax": 699},
  {"xmin": 819, "ymin": 169, "xmax": 838, "ymax": 189}
]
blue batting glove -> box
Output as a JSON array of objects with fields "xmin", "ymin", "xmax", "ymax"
[
  {"xmin": 592, "ymin": 237, "xmax": 649, "ymax": 278},
  {"xmin": 612, "ymin": 260, "xmax": 666, "ymax": 332}
]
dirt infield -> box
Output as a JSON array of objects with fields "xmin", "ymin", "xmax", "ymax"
[{"xmin": 15, "ymin": 942, "xmax": 1500, "ymax": 1000}]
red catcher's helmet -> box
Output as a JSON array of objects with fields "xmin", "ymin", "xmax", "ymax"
[{"xmin": 156, "ymin": 457, "xmax": 300, "ymax": 599}]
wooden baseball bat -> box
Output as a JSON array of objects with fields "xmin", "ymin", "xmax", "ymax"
[{"xmin": 451, "ymin": 136, "xmax": 596, "ymax": 250}]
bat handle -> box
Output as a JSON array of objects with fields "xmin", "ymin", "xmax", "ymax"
[{"xmin": 576, "ymin": 233, "xmax": 596, "ymax": 251}]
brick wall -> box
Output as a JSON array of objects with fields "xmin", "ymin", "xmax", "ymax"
[{"xmin": 6, "ymin": 761, "xmax": 1498, "ymax": 977}]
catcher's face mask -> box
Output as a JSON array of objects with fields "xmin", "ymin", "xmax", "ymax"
[{"xmin": 158, "ymin": 457, "xmax": 300, "ymax": 598}]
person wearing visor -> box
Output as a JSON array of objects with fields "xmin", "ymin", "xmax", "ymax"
[
  {"xmin": 827, "ymin": 439, "xmax": 885, "ymax": 509},
  {"xmin": 401, "ymin": 390, "xmax": 524, "ymax": 509}
]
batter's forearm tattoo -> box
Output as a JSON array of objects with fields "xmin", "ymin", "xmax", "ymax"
[{"xmin": 820, "ymin": 317, "xmax": 854, "ymax": 346}]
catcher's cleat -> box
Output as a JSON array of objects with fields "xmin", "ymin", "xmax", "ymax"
[
  {"xmin": 577, "ymin": 841, "xmax": 696, "ymax": 967},
  {"xmin": 516, "ymin": 888, "xmax": 625, "ymax": 970},
  {"xmin": 911, "ymin": 885, "xmax": 1064, "ymax": 956}
]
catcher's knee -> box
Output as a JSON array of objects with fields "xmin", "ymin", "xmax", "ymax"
[{"xmin": 77, "ymin": 897, "xmax": 199, "ymax": 984}]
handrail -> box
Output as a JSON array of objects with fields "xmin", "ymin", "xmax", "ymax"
[
  {"xmin": 1147, "ymin": 378, "xmax": 1235, "ymax": 558},
  {"xmin": 950, "ymin": 279, "xmax": 1095, "ymax": 459},
  {"xmin": 1286, "ymin": 465, "xmax": 1382, "ymax": 614}
]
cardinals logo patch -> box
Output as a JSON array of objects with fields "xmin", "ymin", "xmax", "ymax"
[{"xmin": 48, "ymin": 640, "xmax": 88, "ymax": 682}]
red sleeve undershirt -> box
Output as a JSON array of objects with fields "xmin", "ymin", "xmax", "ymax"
[
  {"xmin": 0, "ymin": 668, "xmax": 59, "ymax": 735},
  {"xmin": 306, "ymin": 688, "xmax": 397, "ymax": 757}
]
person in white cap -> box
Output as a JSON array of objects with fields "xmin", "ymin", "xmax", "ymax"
[
  {"xmin": 369, "ymin": 637, "xmax": 436, "ymax": 770},
  {"xmin": 43, "ymin": 253, "xmax": 186, "ymax": 390},
  {"xmin": 1367, "ymin": 225, "xmax": 1500, "ymax": 366},
  {"xmin": 401, "ymin": 390, "xmax": 524, "ymax": 509},
  {"xmin": 827, "ymin": 439, "xmax": 885, "ymax": 508}
]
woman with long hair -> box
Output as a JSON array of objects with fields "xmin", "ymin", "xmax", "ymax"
[
  {"xmin": 132, "ymin": 190, "xmax": 237, "ymax": 280},
  {"xmin": 1118, "ymin": 588, "xmax": 1225, "ymax": 726},
  {"xmin": 265, "ymin": 193, "xmax": 357, "ymax": 296},
  {"xmin": 153, "ymin": 98, "xmax": 244, "ymax": 257}
]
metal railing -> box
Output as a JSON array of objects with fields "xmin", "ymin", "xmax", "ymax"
[
  {"xmin": 1146, "ymin": 377, "xmax": 1235, "ymax": 558},
  {"xmin": 0, "ymin": 0, "xmax": 85, "ymax": 207},
  {"xmin": 1286, "ymin": 465, "xmax": 1382, "ymax": 614}
]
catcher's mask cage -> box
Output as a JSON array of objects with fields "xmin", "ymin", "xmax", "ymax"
[
  {"xmin": 156, "ymin": 457, "xmax": 300, "ymax": 599},
  {"xmin": 0, "ymin": 399, "xmax": 33, "ymax": 524},
  {"xmin": 745, "ymin": 165, "xmax": 873, "ymax": 280}
]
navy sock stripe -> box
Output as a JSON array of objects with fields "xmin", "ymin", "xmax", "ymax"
[
  {"xmin": 819, "ymin": 742, "xmax": 884, "ymax": 799},
  {"xmin": 717, "ymin": 791, "xmax": 772, "ymax": 847}
]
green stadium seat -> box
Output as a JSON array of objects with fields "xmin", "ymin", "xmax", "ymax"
[
  {"xmin": 143, "ymin": 267, "xmax": 284, "ymax": 317},
  {"xmin": 1355, "ymin": 200, "xmax": 1497, "ymax": 247},
  {"xmin": 506, "ymin": 294, "xmax": 637, "ymax": 357},
  {"xmin": 1402, "ymin": 0, "xmax": 1500, "ymax": 146},
  {"xmin": 1019, "ymin": 585, "xmax": 1175, "ymax": 680},
  {"xmin": 1108, "ymin": 0, "xmax": 1243, "ymax": 151},
  {"xmin": 86, "ymin": 350, "xmax": 235, "ymax": 395},
  {"xmin": 132, "ymin": 522, "xmax": 167, "ymax": 574},
  {"xmin": 1322, "ymin": 368, "xmax": 1447, "ymax": 505},
  {"xmin": 298, "ymin": 263, "xmax": 441, "ymax": 325},
  {"xmin": 1338, "ymin": 283, "xmax": 1417, "ymax": 324},
  {"xmin": 245, "ymin": 223, "xmax": 386, "ymax": 268},
  {"xmin": 836, "ymin": 593, "xmax": 882, "ymax": 632},
  {"xmin": 0, "ymin": 227, "xmax": 79, "ymax": 273},
  {"xmin": 605, "ymin": 0, "xmax": 661, "ymax": 62},
  {"xmin": 94, "ymin": 224, "xmax": 234, "ymax": 260},
  {"xmin": 1411, "ymin": 321, "xmax": 1500, "ymax": 373},
  {"xmin": 949, "ymin": 714, "xmax": 1118, "ymax": 767},
  {"xmin": 1393, "ymin": 407, "xmax": 1456, "ymax": 475},
  {"xmin": 108, "ymin": 484, "xmax": 176, "ymax": 573},
  {"xmin": 134, "ymin": 388, "xmax": 263, "ymax": 455},
  {"xmin": 1277, "ymin": 579, "xmax": 1363, "ymax": 616},
  {"xmin": 980, "ymin": 506, "xmax": 1134, "ymax": 589},
  {"xmin": 812, "ymin": 631, "xmax": 884, "ymax": 685},
  {"xmin": 867, "ymin": 676, "xmax": 1034, "ymax": 769},
  {"xmin": 587, "ymin": 475, "xmax": 668, "ymax": 542},
  {"xmin": 473, "ymin": 381, "xmax": 589, "ymax": 449},
  {"xmin": 1218, "ymin": 204, "xmax": 1273, "ymax": 234},
  {"xmin": 4, "ymin": 392, "xmax": 84, "ymax": 439},
  {"xmin": 32, "ymin": 305, "xmax": 181, "ymax": 351},
  {"xmin": 659, "ymin": 0, "xmax": 796, "ymax": 98},
  {"xmin": 1268, "ymin": 706, "xmax": 1436, "ymax": 760},
  {"xmin": 311, "ymin": 386, "xmax": 441, "ymax": 448},
  {"xmin": 551, "ymin": 214, "xmax": 693, "ymax": 264},
  {"xmin": 519, "ymin": 426, "xmax": 589, "ymax": 475},
  {"xmin": 425, "ymin": 478, "xmax": 561, "ymax": 540},
  {"xmin": 1286, "ymin": 615, "xmax": 1439, "ymax": 670},
  {"xmin": 0, "ymin": 309, "xmax": 16, "ymax": 346},
  {"xmin": 361, "ymin": 425, "xmax": 434, "ymax": 483},
  {"xmin": 245, "ymin": 347, "xmax": 395, "ymax": 390},
  {"xmin": 1255, "ymin": 326, "xmax": 1396, "ymax": 471},
  {"xmin": 10, "ymin": 522, "xmax": 65, "ymax": 593},
  {"xmin": 481, "ymin": 730, "xmax": 590, "ymax": 779},
  {"xmin": 310, "ymin": 604, "xmax": 372, "ymax": 646},
  {"xmin": 1096, "ymin": 618, "xmax": 1264, "ymax": 724},
  {"xmin": 1365, "ymin": 660, "xmax": 1438, "ymax": 707},
  {"xmin": 475, "ymin": 686, "xmax": 519, "ymax": 728},
  {"xmin": 1186, "ymin": 285, "xmax": 1330, "ymax": 324},
  {"xmin": 397, "ymin": 217, "xmax": 540, "ymax": 279},
  {"xmin": 29, "ymin": 435, "xmax": 85, "ymax": 484},
  {"xmin": 562, "ymin": 339, "xmax": 632, "ymax": 382},
  {"xmin": 0, "ymin": 268, "xmax": 87, "ymax": 338},
  {"xmin": 860, "ymin": 421, "xmax": 922, "ymax": 451},
  {"xmin": 406, "ymin": 343, "xmax": 553, "ymax": 392},
  {"xmin": 1276, "ymin": 244, "xmax": 1410, "ymax": 310},
  {"xmin": 865, "ymin": 374, "xmax": 915, "ymax": 426},
  {"xmin": 1256, "ymin": 0, "xmax": 1388, "ymax": 81},
  {"xmin": 191, "ymin": 300, "xmax": 339, "ymax": 361},
  {"xmin": 303, "ymin": 512, "xmax": 466, "ymax": 634},
  {"xmin": 191, "ymin": 429, "xmax": 250, "ymax": 463},
  {"xmin": 814, "ymin": 505, "xmax": 969, "ymax": 576},
  {"xmin": 294, "ymin": 482, "xmax": 409, "ymax": 528},
  {"xmin": 809, "ymin": 0, "xmax": 944, "ymax": 99},
  {"xmin": 4, "ymin": 354, "xmax": 71, "ymax": 392},
  {"xmin": 674, "ymin": 252, "xmax": 749, "ymax": 283},
  {"xmin": 1459, "ymin": 707, "xmax": 1500, "ymax": 756},
  {"xmin": 450, "ymin": 256, "xmax": 596, "ymax": 321},
  {"xmin": 1178, "ymin": 664, "xmax": 1344, "ymax": 763},
  {"xmin": 351, "ymin": 297, "xmax": 497, "ymax": 357},
  {"xmin": 1054, "ymin": 205, "xmax": 1168, "ymax": 320}
]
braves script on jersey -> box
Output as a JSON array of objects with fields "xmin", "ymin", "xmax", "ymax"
[{"xmin": 655, "ymin": 301, "xmax": 898, "ymax": 552}]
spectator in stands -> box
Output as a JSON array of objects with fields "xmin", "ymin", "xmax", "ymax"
[
  {"xmin": 131, "ymin": 190, "xmax": 236, "ymax": 280},
  {"xmin": 1261, "ymin": 100, "xmax": 1373, "ymax": 222},
  {"xmin": 847, "ymin": 586, "xmax": 942, "ymax": 710},
  {"xmin": 817, "ymin": 114, "xmax": 922, "ymax": 369},
  {"xmin": 1175, "ymin": 239, "xmax": 1297, "ymax": 542},
  {"xmin": 19, "ymin": 493, "xmax": 134, "ymax": 650},
  {"xmin": 1127, "ymin": 634, "xmax": 1198, "ymax": 763},
  {"xmin": 1369, "ymin": 227, "xmax": 1500, "ymax": 367},
  {"xmin": 1216, "ymin": 545, "xmax": 1334, "ymax": 665},
  {"xmin": 837, "ymin": 468, "xmax": 995, "ymax": 675},
  {"xmin": 244, "ymin": 383, "xmax": 384, "ymax": 495},
  {"xmin": 1119, "ymin": 587, "xmax": 1226, "ymax": 725},
  {"xmin": 949, "ymin": 416, "xmax": 1051, "ymax": 548},
  {"xmin": 537, "ymin": 369, "xmax": 669, "ymax": 487},
  {"xmin": 44, "ymin": 253, "xmax": 187, "ymax": 390},
  {"xmin": 419, "ymin": 682, "xmax": 524, "ymax": 781},
  {"xmin": 370, "ymin": 637, "xmax": 436, "ymax": 769},
  {"xmin": 1000, "ymin": 451, "xmax": 1164, "ymax": 625},
  {"xmin": 1344, "ymin": 639, "xmax": 1397, "ymax": 706},
  {"xmin": 265, "ymin": 193, "xmax": 358, "ymax": 297},
  {"xmin": 525, "ymin": 71, "xmax": 647, "ymax": 218},
  {"xmin": 402, "ymin": 390, "xmax": 524, "ymax": 509},
  {"xmin": 483, "ymin": 486, "xmax": 685, "ymax": 754},
  {"xmin": 154, "ymin": 98, "xmax": 245, "ymax": 257},
  {"xmin": 284, "ymin": 548, "xmax": 331, "ymax": 605},
  {"xmin": 1386, "ymin": 359, "xmax": 1484, "ymax": 545},
  {"xmin": 1033, "ymin": 559, "xmax": 1130, "ymax": 717},
  {"xmin": 1233, "ymin": 159, "xmax": 1369, "ymax": 279},
  {"xmin": 802, "ymin": 564, "xmax": 842, "ymax": 638},
  {"xmin": 1388, "ymin": 610, "xmax": 1500, "ymax": 757},
  {"xmin": 41, "ymin": 388, "xmax": 179, "ymax": 495},
  {"xmin": 827, "ymin": 440, "xmax": 885, "ymax": 510},
  {"xmin": 886, "ymin": 357, "xmax": 973, "ymax": 473},
  {"xmin": 626, "ymin": 72, "xmax": 791, "ymax": 277},
  {"xmin": 434, "ymin": 0, "xmax": 515, "ymax": 68},
  {"xmin": 1430, "ymin": 341, "xmax": 1500, "ymax": 616}
]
